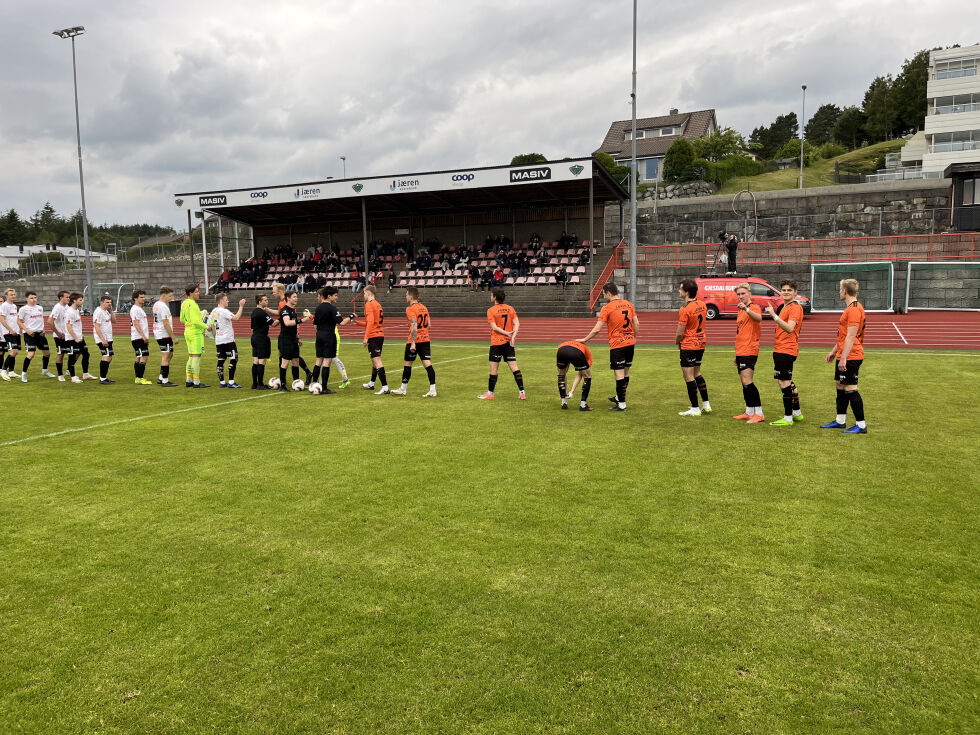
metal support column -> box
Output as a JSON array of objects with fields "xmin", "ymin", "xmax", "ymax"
[
  {"xmin": 233, "ymin": 221, "xmax": 240, "ymax": 265},
  {"xmin": 217, "ymin": 216, "xmax": 224, "ymax": 271},
  {"xmin": 361, "ymin": 199, "xmax": 369, "ymax": 284},
  {"xmin": 201, "ymin": 215, "xmax": 210, "ymax": 294},
  {"xmin": 187, "ymin": 209, "xmax": 196, "ymax": 285},
  {"xmin": 588, "ymin": 176, "xmax": 595, "ymax": 303}
]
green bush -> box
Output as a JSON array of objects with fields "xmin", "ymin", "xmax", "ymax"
[
  {"xmin": 686, "ymin": 155, "xmax": 764, "ymax": 185},
  {"xmin": 663, "ymin": 138, "xmax": 696, "ymax": 182},
  {"xmin": 814, "ymin": 141, "xmax": 847, "ymax": 160},
  {"xmin": 774, "ymin": 138, "xmax": 814, "ymax": 165}
]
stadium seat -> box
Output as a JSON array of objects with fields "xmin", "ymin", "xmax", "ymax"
[
  {"xmin": 532, "ymin": 267, "xmax": 542, "ymax": 275},
  {"xmin": 435, "ymin": 279, "xmax": 445, "ymax": 287},
  {"xmin": 537, "ymin": 276, "xmax": 547, "ymax": 284},
  {"xmin": 570, "ymin": 276, "xmax": 581, "ymax": 285},
  {"xmin": 505, "ymin": 277, "xmax": 515, "ymax": 285},
  {"xmin": 425, "ymin": 279, "xmax": 435, "ymax": 287}
]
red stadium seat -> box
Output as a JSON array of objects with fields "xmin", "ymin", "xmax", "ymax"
[{"xmin": 570, "ymin": 276, "xmax": 581, "ymax": 285}]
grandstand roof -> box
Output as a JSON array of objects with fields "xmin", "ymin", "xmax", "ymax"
[{"xmin": 173, "ymin": 157, "xmax": 627, "ymax": 228}]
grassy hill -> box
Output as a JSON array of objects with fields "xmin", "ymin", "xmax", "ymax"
[{"xmin": 717, "ymin": 139, "xmax": 909, "ymax": 194}]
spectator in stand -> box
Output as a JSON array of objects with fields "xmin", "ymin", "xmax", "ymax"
[
  {"xmin": 578, "ymin": 249, "xmax": 591, "ymax": 266},
  {"xmin": 468, "ymin": 264, "xmax": 481, "ymax": 291},
  {"xmin": 492, "ymin": 266, "xmax": 504, "ymax": 288},
  {"xmin": 352, "ymin": 271, "xmax": 366, "ymax": 294},
  {"xmin": 554, "ymin": 265, "xmax": 568, "ymax": 290},
  {"xmin": 480, "ymin": 267, "xmax": 493, "ymax": 291},
  {"xmin": 529, "ymin": 232, "xmax": 541, "ymax": 248}
]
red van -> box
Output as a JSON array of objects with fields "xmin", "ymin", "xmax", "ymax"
[{"xmin": 696, "ymin": 276, "xmax": 811, "ymax": 320}]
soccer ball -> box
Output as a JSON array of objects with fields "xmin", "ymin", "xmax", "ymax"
[
  {"xmin": 308, "ymin": 382, "xmax": 322, "ymax": 395},
  {"xmin": 292, "ymin": 379, "xmax": 305, "ymax": 391},
  {"xmin": 268, "ymin": 377, "xmax": 281, "ymax": 389}
]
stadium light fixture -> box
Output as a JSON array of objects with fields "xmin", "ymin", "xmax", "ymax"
[
  {"xmin": 340, "ymin": 156, "xmax": 347, "ymax": 178},
  {"xmin": 799, "ymin": 84, "xmax": 807, "ymax": 189},
  {"xmin": 53, "ymin": 25, "xmax": 94, "ymax": 311}
]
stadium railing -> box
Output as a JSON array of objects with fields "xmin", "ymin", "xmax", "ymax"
[{"xmin": 589, "ymin": 237, "xmax": 624, "ymax": 311}]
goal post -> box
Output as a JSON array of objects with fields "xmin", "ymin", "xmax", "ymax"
[
  {"xmin": 904, "ymin": 261, "xmax": 980, "ymax": 312},
  {"xmin": 810, "ymin": 262, "xmax": 894, "ymax": 312}
]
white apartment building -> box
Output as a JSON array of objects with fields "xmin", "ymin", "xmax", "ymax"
[{"xmin": 901, "ymin": 43, "xmax": 980, "ymax": 174}]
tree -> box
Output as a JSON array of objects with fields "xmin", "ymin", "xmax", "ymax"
[
  {"xmin": 510, "ymin": 153, "xmax": 548, "ymax": 165},
  {"xmin": 890, "ymin": 49, "xmax": 930, "ymax": 135},
  {"xmin": 832, "ymin": 106, "xmax": 867, "ymax": 149},
  {"xmin": 691, "ymin": 127, "xmax": 746, "ymax": 162},
  {"xmin": 0, "ymin": 209, "xmax": 29, "ymax": 246},
  {"xmin": 803, "ymin": 104, "xmax": 842, "ymax": 146},
  {"xmin": 748, "ymin": 112, "xmax": 799, "ymax": 159},
  {"xmin": 774, "ymin": 138, "xmax": 815, "ymax": 166},
  {"xmin": 663, "ymin": 137, "xmax": 695, "ymax": 182},
  {"xmin": 862, "ymin": 75, "xmax": 895, "ymax": 142},
  {"xmin": 595, "ymin": 152, "xmax": 633, "ymax": 188}
]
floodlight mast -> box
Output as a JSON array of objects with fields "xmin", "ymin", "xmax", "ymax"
[
  {"xmin": 53, "ymin": 25, "xmax": 94, "ymax": 312},
  {"xmin": 628, "ymin": 0, "xmax": 637, "ymax": 305}
]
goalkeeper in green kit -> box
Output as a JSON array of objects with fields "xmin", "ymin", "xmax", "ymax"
[{"xmin": 179, "ymin": 283, "xmax": 212, "ymax": 388}]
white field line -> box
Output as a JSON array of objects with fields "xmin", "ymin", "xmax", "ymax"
[
  {"xmin": 0, "ymin": 352, "xmax": 487, "ymax": 448},
  {"xmin": 892, "ymin": 322, "xmax": 909, "ymax": 345}
]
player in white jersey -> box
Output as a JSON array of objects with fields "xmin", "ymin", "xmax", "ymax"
[
  {"xmin": 152, "ymin": 286, "xmax": 179, "ymax": 386},
  {"xmin": 0, "ymin": 301, "xmax": 7, "ymax": 377},
  {"xmin": 63, "ymin": 291, "xmax": 94, "ymax": 383},
  {"xmin": 209, "ymin": 293, "xmax": 247, "ymax": 388},
  {"xmin": 47, "ymin": 290, "xmax": 71, "ymax": 381},
  {"xmin": 1, "ymin": 287, "xmax": 21, "ymax": 381},
  {"xmin": 92, "ymin": 295, "xmax": 116, "ymax": 385},
  {"xmin": 129, "ymin": 289, "xmax": 153, "ymax": 385},
  {"xmin": 17, "ymin": 291, "xmax": 54, "ymax": 381}
]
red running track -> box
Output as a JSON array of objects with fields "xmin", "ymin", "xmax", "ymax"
[{"xmin": 76, "ymin": 311, "xmax": 980, "ymax": 350}]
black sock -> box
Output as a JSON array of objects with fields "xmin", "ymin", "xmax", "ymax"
[
  {"xmin": 322, "ymin": 365, "xmax": 330, "ymax": 387},
  {"xmin": 836, "ymin": 388, "xmax": 848, "ymax": 416},
  {"xmin": 781, "ymin": 385, "xmax": 794, "ymax": 417},
  {"xmin": 848, "ymin": 391, "xmax": 865, "ymax": 422},
  {"xmin": 68, "ymin": 354, "xmax": 78, "ymax": 376},
  {"xmin": 259, "ymin": 363, "xmax": 266, "ymax": 385},
  {"xmin": 377, "ymin": 367, "xmax": 387, "ymax": 387},
  {"xmin": 292, "ymin": 365, "xmax": 300, "ymax": 381},
  {"xmin": 42, "ymin": 354, "xmax": 49, "ymax": 370},
  {"xmin": 299, "ymin": 357, "xmax": 308, "ymax": 372},
  {"xmin": 228, "ymin": 360, "xmax": 237, "ymax": 381},
  {"xmin": 100, "ymin": 360, "xmax": 109, "ymax": 379},
  {"xmin": 623, "ymin": 375, "xmax": 630, "ymax": 400},
  {"xmin": 686, "ymin": 380, "xmax": 698, "ymax": 407},
  {"xmin": 790, "ymin": 381, "xmax": 801, "ymax": 411},
  {"xmin": 695, "ymin": 375, "xmax": 708, "ymax": 401},
  {"xmin": 402, "ymin": 366, "xmax": 411, "ymax": 385},
  {"xmin": 615, "ymin": 377, "xmax": 626, "ymax": 404},
  {"xmin": 162, "ymin": 364, "xmax": 170, "ymax": 380},
  {"xmin": 371, "ymin": 367, "xmax": 378, "ymax": 383},
  {"xmin": 748, "ymin": 383, "xmax": 761, "ymax": 409},
  {"xmin": 56, "ymin": 360, "xmax": 63, "ymax": 376},
  {"xmin": 558, "ymin": 374, "xmax": 567, "ymax": 399},
  {"xmin": 513, "ymin": 370, "xmax": 524, "ymax": 391},
  {"xmin": 4, "ymin": 355, "xmax": 13, "ymax": 371},
  {"xmin": 22, "ymin": 356, "xmax": 32, "ymax": 373},
  {"xmin": 81, "ymin": 349, "xmax": 89, "ymax": 373},
  {"xmin": 217, "ymin": 360, "xmax": 225, "ymax": 383},
  {"xmin": 280, "ymin": 366, "xmax": 287, "ymax": 384},
  {"xmin": 582, "ymin": 376, "xmax": 592, "ymax": 403},
  {"xmin": 139, "ymin": 361, "xmax": 147, "ymax": 378},
  {"xmin": 488, "ymin": 374, "xmax": 498, "ymax": 393},
  {"xmin": 741, "ymin": 384, "xmax": 750, "ymax": 407},
  {"xmin": 251, "ymin": 364, "xmax": 258, "ymax": 387},
  {"xmin": 311, "ymin": 365, "xmax": 321, "ymax": 383},
  {"xmin": 425, "ymin": 365, "xmax": 435, "ymax": 386}
]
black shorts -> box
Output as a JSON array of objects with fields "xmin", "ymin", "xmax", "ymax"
[
  {"xmin": 609, "ymin": 345, "xmax": 634, "ymax": 370},
  {"xmin": 216, "ymin": 342, "xmax": 238, "ymax": 360},
  {"xmin": 4, "ymin": 334, "xmax": 22, "ymax": 351},
  {"xmin": 315, "ymin": 334, "xmax": 338, "ymax": 360},
  {"xmin": 679, "ymin": 349, "xmax": 704, "ymax": 368},
  {"xmin": 54, "ymin": 337, "xmax": 69, "ymax": 355},
  {"xmin": 63, "ymin": 339, "xmax": 84, "ymax": 356},
  {"xmin": 156, "ymin": 337, "xmax": 174, "ymax": 353},
  {"xmin": 366, "ymin": 336, "xmax": 384, "ymax": 358},
  {"xmin": 556, "ymin": 345, "xmax": 590, "ymax": 371},
  {"xmin": 405, "ymin": 341, "xmax": 431, "ymax": 362},
  {"xmin": 132, "ymin": 339, "xmax": 150, "ymax": 357},
  {"xmin": 735, "ymin": 354, "xmax": 758, "ymax": 373},
  {"xmin": 278, "ymin": 338, "xmax": 300, "ymax": 361},
  {"xmin": 489, "ymin": 342, "xmax": 516, "ymax": 363},
  {"xmin": 773, "ymin": 352, "xmax": 797, "ymax": 381},
  {"xmin": 835, "ymin": 358, "xmax": 862, "ymax": 385},
  {"xmin": 25, "ymin": 333, "xmax": 48, "ymax": 351},
  {"xmin": 251, "ymin": 335, "xmax": 271, "ymax": 360},
  {"xmin": 98, "ymin": 341, "xmax": 114, "ymax": 357}
]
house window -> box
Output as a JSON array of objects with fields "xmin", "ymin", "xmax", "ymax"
[
  {"xmin": 644, "ymin": 158, "xmax": 660, "ymax": 181},
  {"xmin": 623, "ymin": 130, "xmax": 645, "ymax": 141},
  {"xmin": 964, "ymin": 178, "xmax": 977, "ymax": 206}
]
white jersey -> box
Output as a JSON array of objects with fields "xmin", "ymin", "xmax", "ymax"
[
  {"xmin": 93, "ymin": 306, "xmax": 113, "ymax": 344},
  {"xmin": 211, "ymin": 306, "xmax": 236, "ymax": 345},
  {"xmin": 50, "ymin": 302, "xmax": 68, "ymax": 338},
  {"xmin": 130, "ymin": 305, "xmax": 149, "ymax": 341},
  {"xmin": 18, "ymin": 304, "xmax": 44, "ymax": 333},
  {"xmin": 65, "ymin": 306, "xmax": 83, "ymax": 341},
  {"xmin": 152, "ymin": 300, "xmax": 172, "ymax": 339},
  {"xmin": 1, "ymin": 301, "xmax": 19, "ymax": 334}
]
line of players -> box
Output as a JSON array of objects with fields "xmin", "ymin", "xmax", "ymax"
[{"xmin": 0, "ymin": 278, "xmax": 868, "ymax": 431}]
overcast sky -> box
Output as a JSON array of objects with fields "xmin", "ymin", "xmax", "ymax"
[{"xmin": 1, "ymin": 0, "xmax": 975, "ymax": 231}]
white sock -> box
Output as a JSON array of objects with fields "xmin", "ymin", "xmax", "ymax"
[
  {"xmin": 785, "ymin": 415, "xmax": 793, "ymax": 422},
  {"xmin": 836, "ymin": 414, "xmax": 846, "ymax": 424},
  {"xmin": 857, "ymin": 420, "xmax": 866, "ymax": 428},
  {"xmin": 618, "ymin": 402, "xmax": 626, "ymax": 408},
  {"xmin": 703, "ymin": 400, "xmax": 711, "ymax": 410},
  {"xmin": 401, "ymin": 382, "xmax": 409, "ymax": 389},
  {"xmin": 429, "ymin": 384, "xmax": 436, "ymax": 391},
  {"xmin": 745, "ymin": 406, "xmax": 753, "ymax": 415},
  {"xmin": 793, "ymin": 409, "xmax": 802, "ymax": 417}
]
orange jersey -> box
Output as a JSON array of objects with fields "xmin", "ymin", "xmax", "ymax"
[
  {"xmin": 837, "ymin": 301, "xmax": 866, "ymax": 360},
  {"xmin": 487, "ymin": 304, "xmax": 518, "ymax": 346},
  {"xmin": 773, "ymin": 301, "xmax": 804, "ymax": 356},
  {"xmin": 678, "ymin": 300, "xmax": 708, "ymax": 350},
  {"xmin": 558, "ymin": 340, "xmax": 593, "ymax": 366},
  {"xmin": 406, "ymin": 302, "xmax": 430, "ymax": 343},
  {"xmin": 278, "ymin": 298, "xmax": 286, "ymax": 312},
  {"xmin": 734, "ymin": 303, "xmax": 762, "ymax": 356},
  {"xmin": 597, "ymin": 298, "xmax": 637, "ymax": 348},
  {"xmin": 362, "ymin": 299, "xmax": 384, "ymax": 339}
]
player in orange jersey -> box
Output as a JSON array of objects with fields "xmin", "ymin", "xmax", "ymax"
[
  {"xmin": 356, "ymin": 285, "xmax": 389, "ymax": 394},
  {"xmin": 821, "ymin": 279, "xmax": 868, "ymax": 434},
  {"xmin": 391, "ymin": 287, "xmax": 437, "ymax": 397},
  {"xmin": 579, "ymin": 282, "xmax": 638, "ymax": 411},
  {"xmin": 675, "ymin": 279, "xmax": 711, "ymax": 416},
  {"xmin": 479, "ymin": 288, "xmax": 525, "ymax": 399},
  {"xmin": 555, "ymin": 339, "xmax": 593, "ymax": 411},
  {"xmin": 764, "ymin": 279, "xmax": 805, "ymax": 426},
  {"xmin": 732, "ymin": 282, "xmax": 765, "ymax": 422}
]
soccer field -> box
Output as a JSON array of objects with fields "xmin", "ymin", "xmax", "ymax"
[{"xmin": 2, "ymin": 339, "xmax": 978, "ymax": 733}]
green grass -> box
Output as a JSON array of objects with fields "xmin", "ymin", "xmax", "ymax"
[
  {"xmin": 2, "ymin": 339, "xmax": 978, "ymax": 733},
  {"xmin": 717, "ymin": 140, "xmax": 909, "ymax": 194}
]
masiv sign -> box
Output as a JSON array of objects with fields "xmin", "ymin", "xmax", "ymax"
[{"xmin": 509, "ymin": 167, "xmax": 552, "ymax": 182}]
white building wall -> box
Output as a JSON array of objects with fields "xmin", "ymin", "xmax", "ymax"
[{"xmin": 921, "ymin": 44, "xmax": 980, "ymax": 174}]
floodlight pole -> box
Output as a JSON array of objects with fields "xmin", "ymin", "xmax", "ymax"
[
  {"xmin": 340, "ymin": 156, "xmax": 347, "ymax": 179},
  {"xmin": 799, "ymin": 84, "xmax": 807, "ymax": 189},
  {"xmin": 186, "ymin": 209, "xmax": 196, "ymax": 284},
  {"xmin": 628, "ymin": 0, "xmax": 638, "ymax": 304},
  {"xmin": 54, "ymin": 26, "xmax": 94, "ymax": 312}
]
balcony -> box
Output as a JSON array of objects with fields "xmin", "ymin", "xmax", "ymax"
[
  {"xmin": 932, "ymin": 67, "xmax": 978, "ymax": 80},
  {"xmin": 929, "ymin": 140, "xmax": 980, "ymax": 153},
  {"xmin": 932, "ymin": 103, "xmax": 979, "ymax": 115}
]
